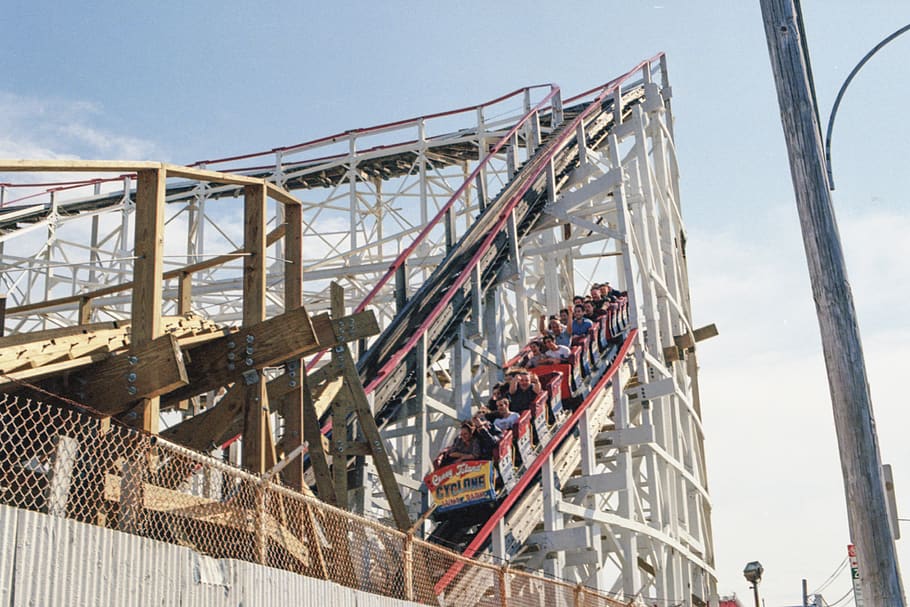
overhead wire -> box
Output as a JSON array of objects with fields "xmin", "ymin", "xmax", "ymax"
[
  {"xmin": 812, "ymin": 556, "xmax": 848, "ymax": 594},
  {"xmin": 826, "ymin": 586, "xmax": 855, "ymax": 607}
]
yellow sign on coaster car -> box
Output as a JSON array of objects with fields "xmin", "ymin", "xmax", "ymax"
[{"xmin": 424, "ymin": 460, "xmax": 497, "ymax": 512}]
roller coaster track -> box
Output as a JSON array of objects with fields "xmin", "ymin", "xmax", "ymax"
[{"xmin": 357, "ymin": 83, "xmax": 644, "ymax": 423}]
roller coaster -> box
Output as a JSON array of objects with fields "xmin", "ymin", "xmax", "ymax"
[{"xmin": 0, "ymin": 54, "xmax": 718, "ymax": 604}]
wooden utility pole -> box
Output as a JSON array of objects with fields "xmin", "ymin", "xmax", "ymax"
[{"xmin": 759, "ymin": 1, "xmax": 906, "ymax": 603}]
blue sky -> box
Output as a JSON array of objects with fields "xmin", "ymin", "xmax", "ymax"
[{"xmin": 3, "ymin": 1, "xmax": 910, "ymax": 603}]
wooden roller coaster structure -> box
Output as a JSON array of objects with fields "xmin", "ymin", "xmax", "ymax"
[{"xmin": 0, "ymin": 54, "xmax": 720, "ymax": 605}]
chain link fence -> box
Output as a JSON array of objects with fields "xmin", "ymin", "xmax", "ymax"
[{"xmin": 0, "ymin": 392, "xmax": 628, "ymax": 606}]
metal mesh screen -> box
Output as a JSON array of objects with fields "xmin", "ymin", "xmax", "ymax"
[{"xmin": 0, "ymin": 392, "xmax": 628, "ymax": 606}]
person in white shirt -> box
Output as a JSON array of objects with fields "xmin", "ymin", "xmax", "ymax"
[
  {"xmin": 491, "ymin": 398, "xmax": 520, "ymax": 432},
  {"xmin": 542, "ymin": 335, "xmax": 571, "ymax": 362}
]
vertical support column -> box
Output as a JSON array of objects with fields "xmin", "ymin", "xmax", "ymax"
[
  {"xmin": 622, "ymin": 140, "xmax": 661, "ymax": 365},
  {"xmin": 177, "ymin": 272, "xmax": 192, "ymax": 315},
  {"xmin": 613, "ymin": 380, "xmax": 642, "ymax": 594},
  {"xmin": 506, "ymin": 211, "xmax": 529, "ymax": 346},
  {"xmin": 395, "ymin": 262, "xmax": 408, "ymax": 312},
  {"xmin": 132, "ymin": 168, "xmax": 165, "ymax": 434},
  {"xmin": 540, "ymin": 456, "xmax": 563, "ymax": 578},
  {"xmin": 241, "ymin": 182, "xmax": 275, "ymax": 474},
  {"xmin": 78, "ymin": 297, "xmax": 92, "ymax": 325},
  {"xmin": 578, "ymin": 409, "xmax": 608, "ymax": 589},
  {"xmin": 551, "ymin": 90, "xmax": 564, "ymax": 128},
  {"xmin": 43, "ymin": 192, "xmax": 57, "ymax": 307},
  {"xmin": 119, "ymin": 176, "xmax": 133, "ymax": 317},
  {"xmin": 475, "ymin": 106, "xmax": 489, "ymax": 212},
  {"xmin": 403, "ymin": 532, "xmax": 415, "ymax": 601},
  {"xmin": 541, "ymin": 229, "xmax": 562, "ymax": 317},
  {"xmin": 175, "ymin": 273, "xmax": 192, "ymax": 412},
  {"xmin": 374, "ymin": 178, "xmax": 384, "ymax": 262},
  {"xmin": 632, "ymin": 106, "xmax": 672, "ymax": 352},
  {"xmin": 282, "ymin": 201, "xmax": 307, "ymax": 491},
  {"xmin": 491, "ymin": 519, "xmax": 508, "ymax": 564},
  {"xmin": 417, "ymin": 120, "xmax": 429, "ymax": 282},
  {"xmin": 469, "ymin": 265, "xmax": 483, "ymax": 337},
  {"xmin": 529, "ymin": 110, "xmax": 542, "ymax": 154},
  {"xmin": 117, "ymin": 167, "xmax": 165, "ymax": 534},
  {"xmin": 330, "ymin": 282, "xmax": 356, "ymax": 511},
  {"xmin": 452, "ymin": 325, "xmax": 472, "ymax": 420},
  {"xmin": 609, "ymin": 134, "xmax": 646, "ymax": 381},
  {"xmin": 506, "ymin": 133, "xmax": 519, "ymax": 179},
  {"xmin": 88, "ymin": 208, "xmax": 100, "ymax": 286},
  {"xmin": 414, "ymin": 333, "xmax": 431, "ymax": 504},
  {"xmin": 613, "ymin": 84, "xmax": 624, "ymax": 128},
  {"xmin": 483, "ymin": 286, "xmax": 505, "ymax": 386},
  {"xmin": 499, "ymin": 565, "xmax": 510, "ymax": 607},
  {"xmin": 347, "ymin": 138, "xmax": 359, "ymax": 251},
  {"xmin": 659, "ymin": 54, "xmax": 675, "ymax": 140}
]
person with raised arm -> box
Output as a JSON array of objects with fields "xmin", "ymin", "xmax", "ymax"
[{"xmin": 507, "ymin": 368, "xmax": 541, "ymax": 413}]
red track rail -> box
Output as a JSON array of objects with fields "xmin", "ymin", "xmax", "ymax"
[{"xmin": 434, "ymin": 328, "xmax": 637, "ymax": 595}]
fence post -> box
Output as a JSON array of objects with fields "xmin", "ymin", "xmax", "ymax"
[
  {"xmin": 499, "ymin": 565, "xmax": 510, "ymax": 607},
  {"xmin": 118, "ymin": 433, "xmax": 149, "ymax": 534},
  {"xmin": 256, "ymin": 476, "xmax": 268, "ymax": 565},
  {"xmin": 574, "ymin": 583, "xmax": 583, "ymax": 607},
  {"xmin": 403, "ymin": 532, "xmax": 414, "ymax": 601}
]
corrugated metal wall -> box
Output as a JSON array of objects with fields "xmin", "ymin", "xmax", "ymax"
[{"xmin": 0, "ymin": 505, "xmax": 420, "ymax": 607}]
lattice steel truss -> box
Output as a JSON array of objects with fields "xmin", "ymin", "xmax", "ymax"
[{"xmin": 0, "ymin": 55, "xmax": 718, "ymax": 605}]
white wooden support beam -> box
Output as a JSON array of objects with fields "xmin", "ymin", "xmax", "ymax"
[
  {"xmin": 527, "ymin": 525, "xmax": 597, "ymax": 555},
  {"xmin": 505, "ymin": 210, "xmax": 529, "ymax": 346},
  {"xmin": 555, "ymin": 500, "xmax": 717, "ymax": 576},
  {"xmin": 414, "ymin": 333, "xmax": 432, "ymax": 491},
  {"xmin": 491, "ymin": 519, "xmax": 509, "ymax": 565},
  {"xmin": 451, "ymin": 325, "xmax": 472, "ymax": 420},
  {"xmin": 540, "ymin": 455, "xmax": 563, "ymax": 578},
  {"xmin": 597, "ymin": 425, "xmax": 654, "ymax": 448},
  {"xmin": 425, "ymin": 394, "xmax": 458, "ymax": 419},
  {"xmin": 563, "ymin": 471, "xmax": 627, "ymax": 495},
  {"xmin": 547, "ymin": 167, "xmax": 622, "ymax": 216},
  {"xmin": 546, "ymin": 210, "xmax": 623, "ymax": 242},
  {"xmin": 626, "ymin": 376, "xmax": 675, "ymax": 401},
  {"xmin": 461, "ymin": 336, "xmax": 501, "ymax": 368}
]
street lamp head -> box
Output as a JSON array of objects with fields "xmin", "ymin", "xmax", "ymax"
[{"xmin": 743, "ymin": 561, "xmax": 764, "ymax": 584}]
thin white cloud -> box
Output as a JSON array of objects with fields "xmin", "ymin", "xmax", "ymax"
[{"xmin": 0, "ymin": 92, "xmax": 164, "ymax": 168}]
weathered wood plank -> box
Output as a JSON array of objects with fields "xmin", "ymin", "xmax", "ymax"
[
  {"xmin": 0, "ymin": 160, "xmax": 160, "ymax": 172},
  {"xmin": 160, "ymin": 307, "xmax": 318, "ymax": 406},
  {"xmin": 73, "ymin": 333, "xmax": 188, "ymax": 415},
  {"xmin": 281, "ymin": 204, "xmax": 306, "ymax": 490},
  {"xmin": 241, "ymin": 182, "xmax": 272, "ymax": 474},
  {"xmin": 0, "ymin": 320, "xmax": 124, "ymax": 348},
  {"xmin": 692, "ymin": 323, "xmax": 718, "ymax": 343},
  {"xmin": 132, "ymin": 168, "xmax": 166, "ymax": 433}
]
